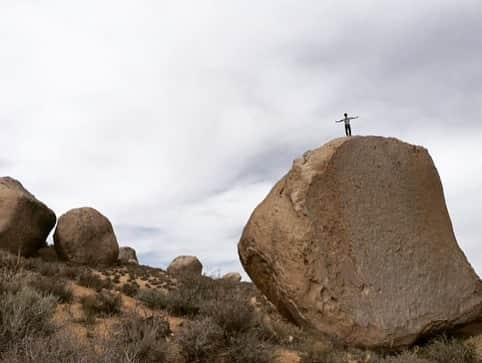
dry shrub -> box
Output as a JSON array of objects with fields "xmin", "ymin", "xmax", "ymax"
[
  {"xmin": 0, "ymin": 332, "xmax": 103, "ymax": 363},
  {"xmin": 0, "ymin": 250, "xmax": 23, "ymax": 272},
  {"xmin": 418, "ymin": 335, "xmax": 480, "ymax": 363},
  {"xmin": 77, "ymin": 270, "xmax": 112, "ymax": 291},
  {"xmin": 377, "ymin": 351, "xmax": 430, "ymax": 363},
  {"xmin": 21, "ymin": 256, "xmax": 80, "ymax": 280},
  {"xmin": 0, "ymin": 286, "xmax": 57, "ymax": 352},
  {"xmin": 120, "ymin": 281, "xmax": 140, "ymax": 297},
  {"xmin": 200, "ymin": 292, "xmax": 256, "ymax": 336},
  {"xmin": 163, "ymin": 275, "xmax": 254, "ymax": 318},
  {"xmin": 80, "ymin": 290, "xmax": 121, "ymax": 323},
  {"xmin": 224, "ymin": 331, "xmax": 274, "ymax": 363},
  {"xmin": 176, "ymin": 317, "xmax": 225, "ymax": 363},
  {"xmin": 112, "ymin": 313, "xmax": 172, "ymax": 363},
  {"xmin": 29, "ymin": 276, "xmax": 73, "ymax": 303},
  {"xmin": 136, "ymin": 288, "xmax": 168, "ymax": 310},
  {"xmin": 0, "ymin": 268, "xmax": 24, "ymax": 294}
]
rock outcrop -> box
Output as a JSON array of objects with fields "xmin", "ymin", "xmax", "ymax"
[
  {"xmin": 167, "ymin": 255, "xmax": 203, "ymax": 276},
  {"xmin": 238, "ymin": 136, "xmax": 482, "ymax": 349},
  {"xmin": 54, "ymin": 207, "xmax": 119, "ymax": 265},
  {"xmin": 0, "ymin": 177, "xmax": 56, "ymax": 256},
  {"xmin": 118, "ymin": 246, "xmax": 139, "ymax": 265}
]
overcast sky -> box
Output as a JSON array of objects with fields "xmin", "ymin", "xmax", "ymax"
[{"xmin": 1, "ymin": 1, "xmax": 481, "ymax": 279}]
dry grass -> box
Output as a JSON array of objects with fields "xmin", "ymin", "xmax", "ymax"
[{"xmin": 1, "ymin": 249, "xmax": 481, "ymax": 363}]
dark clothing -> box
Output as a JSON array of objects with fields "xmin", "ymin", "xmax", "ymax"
[{"xmin": 345, "ymin": 124, "xmax": 352, "ymax": 136}]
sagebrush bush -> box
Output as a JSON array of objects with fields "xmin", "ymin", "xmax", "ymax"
[
  {"xmin": 77, "ymin": 270, "xmax": 112, "ymax": 291},
  {"xmin": 224, "ymin": 331, "xmax": 275, "ymax": 363},
  {"xmin": 0, "ymin": 286, "xmax": 57, "ymax": 352},
  {"xmin": 112, "ymin": 313, "xmax": 172, "ymax": 363},
  {"xmin": 80, "ymin": 290, "xmax": 121, "ymax": 323},
  {"xmin": 163, "ymin": 275, "xmax": 254, "ymax": 318},
  {"xmin": 418, "ymin": 335, "xmax": 480, "ymax": 363},
  {"xmin": 200, "ymin": 291, "xmax": 256, "ymax": 336},
  {"xmin": 29, "ymin": 276, "xmax": 73, "ymax": 303},
  {"xmin": 136, "ymin": 288, "xmax": 169, "ymax": 310},
  {"xmin": 0, "ymin": 332, "xmax": 103, "ymax": 363},
  {"xmin": 120, "ymin": 281, "xmax": 140, "ymax": 297},
  {"xmin": 176, "ymin": 317, "xmax": 225, "ymax": 363},
  {"xmin": 376, "ymin": 351, "xmax": 429, "ymax": 363},
  {"xmin": 0, "ymin": 250, "xmax": 22, "ymax": 273},
  {"xmin": 0, "ymin": 268, "xmax": 24, "ymax": 294}
]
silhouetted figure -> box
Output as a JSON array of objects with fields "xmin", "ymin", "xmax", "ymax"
[{"xmin": 336, "ymin": 113, "xmax": 359, "ymax": 136}]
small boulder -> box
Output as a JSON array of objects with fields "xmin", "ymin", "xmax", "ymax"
[
  {"xmin": 118, "ymin": 246, "xmax": 139, "ymax": 265},
  {"xmin": 0, "ymin": 177, "xmax": 56, "ymax": 256},
  {"xmin": 54, "ymin": 207, "xmax": 119, "ymax": 266},
  {"xmin": 222, "ymin": 272, "xmax": 242, "ymax": 283},
  {"xmin": 167, "ymin": 255, "xmax": 202, "ymax": 276}
]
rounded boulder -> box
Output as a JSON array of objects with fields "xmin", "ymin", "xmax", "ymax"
[
  {"xmin": 0, "ymin": 177, "xmax": 56, "ymax": 256},
  {"xmin": 54, "ymin": 207, "xmax": 119, "ymax": 265},
  {"xmin": 167, "ymin": 255, "xmax": 203, "ymax": 276}
]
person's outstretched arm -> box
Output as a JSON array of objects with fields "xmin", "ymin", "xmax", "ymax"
[
  {"xmin": 349, "ymin": 116, "xmax": 359, "ymax": 120},
  {"xmin": 335, "ymin": 119, "xmax": 344, "ymax": 123}
]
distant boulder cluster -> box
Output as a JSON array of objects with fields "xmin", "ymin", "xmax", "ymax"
[
  {"xmin": 0, "ymin": 176, "xmax": 125, "ymax": 266},
  {"xmin": 0, "ymin": 176, "xmax": 240, "ymax": 280}
]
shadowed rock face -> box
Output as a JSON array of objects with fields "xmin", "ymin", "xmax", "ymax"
[
  {"xmin": 238, "ymin": 136, "xmax": 482, "ymax": 349},
  {"xmin": 0, "ymin": 177, "xmax": 56, "ymax": 256},
  {"xmin": 54, "ymin": 207, "xmax": 119, "ymax": 266}
]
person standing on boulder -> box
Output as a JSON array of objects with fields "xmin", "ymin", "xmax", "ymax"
[{"xmin": 336, "ymin": 113, "xmax": 359, "ymax": 136}]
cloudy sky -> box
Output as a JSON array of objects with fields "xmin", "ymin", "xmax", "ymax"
[{"xmin": 1, "ymin": 1, "xmax": 481, "ymax": 279}]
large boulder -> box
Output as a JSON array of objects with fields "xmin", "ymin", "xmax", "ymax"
[
  {"xmin": 118, "ymin": 246, "xmax": 139, "ymax": 265},
  {"xmin": 238, "ymin": 136, "xmax": 482, "ymax": 349},
  {"xmin": 54, "ymin": 207, "xmax": 119, "ymax": 265},
  {"xmin": 167, "ymin": 255, "xmax": 203, "ymax": 276},
  {"xmin": 0, "ymin": 177, "xmax": 56, "ymax": 256}
]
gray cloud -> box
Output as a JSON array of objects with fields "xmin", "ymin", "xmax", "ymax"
[{"xmin": 1, "ymin": 1, "xmax": 481, "ymax": 279}]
